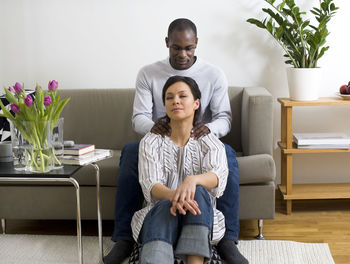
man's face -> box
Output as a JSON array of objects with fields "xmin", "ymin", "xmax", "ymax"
[{"xmin": 166, "ymin": 29, "xmax": 198, "ymax": 70}]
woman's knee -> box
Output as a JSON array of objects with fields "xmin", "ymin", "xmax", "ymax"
[
  {"xmin": 141, "ymin": 200, "xmax": 179, "ymax": 245},
  {"xmin": 148, "ymin": 200, "xmax": 175, "ymax": 222},
  {"xmin": 194, "ymin": 186, "xmax": 211, "ymax": 205}
]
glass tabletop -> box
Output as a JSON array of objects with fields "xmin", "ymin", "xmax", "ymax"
[{"xmin": 0, "ymin": 162, "xmax": 82, "ymax": 178}]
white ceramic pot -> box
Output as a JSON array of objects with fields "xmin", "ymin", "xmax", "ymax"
[{"xmin": 286, "ymin": 68, "xmax": 322, "ymax": 101}]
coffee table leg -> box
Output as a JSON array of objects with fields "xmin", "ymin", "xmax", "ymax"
[
  {"xmin": 91, "ymin": 163, "xmax": 104, "ymax": 263},
  {"xmin": 70, "ymin": 178, "xmax": 83, "ymax": 264}
]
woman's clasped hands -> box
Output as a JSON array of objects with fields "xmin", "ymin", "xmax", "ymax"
[{"xmin": 170, "ymin": 175, "xmax": 202, "ymax": 216}]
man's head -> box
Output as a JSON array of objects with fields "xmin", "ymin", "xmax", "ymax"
[{"xmin": 166, "ymin": 18, "xmax": 198, "ymax": 70}]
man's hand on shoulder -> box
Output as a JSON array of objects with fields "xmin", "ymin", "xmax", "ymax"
[
  {"xmin": 191, "ymin": 123, "xmax": 210, "ymax": 140},
  {"xmin": 151, "ymin": 119, "xmax": 171, "ymax": 137}
]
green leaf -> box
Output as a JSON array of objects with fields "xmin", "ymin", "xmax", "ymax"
[
  {"xmin": 52, "ymin": 97, "xmax": 70, "ymax": 121},
  {"xmin": 247, "ymin": 19, "xmax": 266, "ymax": 29},
  {"xmin": 0, "ymin": 100, "xmax": 15, "ymax": 121},
  {"xmin": 266, "ymin": 18, "xmax": 273, "ymax": 33},
  {"xmin": 317, "ymin": 46, "xmax": 329, "ymax": 60},
  {"xmin": 301, "ymin": 20, "xmax": 310, "ymax": 30},
  {"xmin": 276, "ymin": 26, "xmax": 283, "ymax": 38},
  {"xmin": 4, "ymin": 88, "xmax": 19, "ymax": 105},
  {"xmin": 277, "ymin": 1, "xmax": 286, "ymax": 11},
  {"xmin": 321, "ymin": 2, "xmax": 328, "ymax": 12}
]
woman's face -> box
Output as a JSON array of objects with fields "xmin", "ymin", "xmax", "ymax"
[{"xmin": 164, "ymin": 81, "xmax": 200, "ymax": 122}]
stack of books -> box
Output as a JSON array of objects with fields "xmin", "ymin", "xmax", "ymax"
[
  {"xmin": 293, "ymin": 133, "xmax": 350, "ymax": 149},
  {"xmin": 60, "ymin": 144, "xmax": 111, "ymax": 165}
]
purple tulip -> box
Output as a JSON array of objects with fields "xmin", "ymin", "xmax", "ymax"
[
  {"xmin": 8, "ymin": 86, "xmax": 15, "ymax": 94},
  {"xmin": 44, "ymin": 96, "xmax": 52, "ymax": 106},
  {"xmin": 14, "ymin": 82, "xmax": 23, "ymax": 94},
  {"xmin": 24, "ymin": 95, "xmax": 33, "ymax": 107},
  {"xmin": 10, "ymin": 104, "xmax": 20, "ymax": 113},
  {"xmin": 48, "ymin": 80, "xmax": 58, "ymax": 91}
]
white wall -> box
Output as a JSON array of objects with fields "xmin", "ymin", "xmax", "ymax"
[{"xmin": 1, "ymin": 0, "xmax": 350, "ymax": 185}]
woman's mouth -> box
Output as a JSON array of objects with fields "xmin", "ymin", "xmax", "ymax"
[{"xmin": 172, "ymin": 108, "xmax": 182, "ymax": 112}]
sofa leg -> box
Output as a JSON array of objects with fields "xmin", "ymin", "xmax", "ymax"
[
  {"xmin": 255, "ymin": 219, "xmax": 265, "ymax": 239},
  {"xmin": 1, "ymin": 218, "xmax": 5, "ymax": 234}
]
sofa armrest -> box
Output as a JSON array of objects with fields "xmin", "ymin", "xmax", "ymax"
[{"xmin": 241, "ymin": 87, "xmax": 273, "ymax": 156}]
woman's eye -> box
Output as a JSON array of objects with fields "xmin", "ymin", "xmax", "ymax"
[{"xmin": 166, "ymin": 97, "xmax": 173, "ymax": 100}]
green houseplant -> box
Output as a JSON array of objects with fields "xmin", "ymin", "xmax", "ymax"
[{"xmin": 247, "ymin": 0, "xmax": 338, "ymax": 100}]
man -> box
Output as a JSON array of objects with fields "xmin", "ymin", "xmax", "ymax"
[{"xmin": 105, "ymin": 18, "xmax": 248, "ymax": 264}]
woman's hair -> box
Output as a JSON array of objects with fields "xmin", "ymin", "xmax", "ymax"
[{"xmin": 162, "ymin": 75, "xmax": 201, "ymax": 125}]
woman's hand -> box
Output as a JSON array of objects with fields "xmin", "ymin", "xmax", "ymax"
[{"xmin": 170, "ymin": 175, "xmax": 201, "ymax": 216}]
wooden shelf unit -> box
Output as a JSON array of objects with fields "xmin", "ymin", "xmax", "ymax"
[{"xmin": 278, "ymin": 97, "xmax": 350, "ymax": 214}]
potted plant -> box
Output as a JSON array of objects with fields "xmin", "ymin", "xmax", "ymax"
[{"xmin": 247, "ymin": 0, "xmax": 338, "ymax": 101}]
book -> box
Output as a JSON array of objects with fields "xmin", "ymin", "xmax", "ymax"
[
  {"xmin": 297, "ymin": 144, "xmax": 350, "ymax": 149},
  {"xmin": 60, "ymin": 149, "xmax": 112, "ymax": 165},
  {"xmin": 293, "ymin": 133, "xmax": 350, "ymax": 146},
  {"xmin": 63, "ymin": 144, "xmax": 95, "ymax": 155}
]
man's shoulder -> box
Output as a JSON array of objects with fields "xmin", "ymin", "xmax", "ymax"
[
  {"xmin": 138, "ymin": 58, "xmax": 168, "ymax": 75},
  {"xmin": 196, "ymin": 58, "xmax": 225, "ymax": 74}
]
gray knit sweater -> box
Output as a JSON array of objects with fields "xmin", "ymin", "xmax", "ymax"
[{"xmin": 132, "ymin": 57, "xmax": 232, "ymax": 138}]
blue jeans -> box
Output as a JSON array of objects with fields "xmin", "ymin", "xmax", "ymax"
[
  {"xmin": 140, "ymin": 186, "xmax": 213, "ymax": 262},
  {"xmin": 111, "ymin": 141, "xmax": 240, "ymax": 242}
]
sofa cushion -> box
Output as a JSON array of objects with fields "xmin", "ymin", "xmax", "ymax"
[{"xmin": 237, "ymin": 154, "xmax": 275, "ymax": 184}]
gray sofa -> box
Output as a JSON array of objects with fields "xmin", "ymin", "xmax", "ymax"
[{"xmin": 0, "ymin": 86, "xmax": 275, "ymax": 237}]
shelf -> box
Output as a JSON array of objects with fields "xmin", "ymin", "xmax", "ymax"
[
  {"xmin": 278, "ymin": 97, "xmax": 350, "ymax": 107},
  {"xmin": 278, "ymin": 183, "xmax": 350, "ymax": 200},
  {"xmin": 278, "ymin": 141, "xmax": 350, "ymax": 154}
]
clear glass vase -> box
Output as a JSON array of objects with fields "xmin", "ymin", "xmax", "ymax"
[
  {"xmin": 10, "ymin": 120, "xmax": 55, "ymax": 173},
  {"xmin": 51, "ymin": 117, "xmax": 64, "ymax": 169}
]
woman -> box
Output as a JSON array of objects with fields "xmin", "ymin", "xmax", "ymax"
[{"xmin": 131, "ymin": 76, "xmax": 228, "ymax": 264}]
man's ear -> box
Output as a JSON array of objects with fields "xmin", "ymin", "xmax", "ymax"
[
  {"xmin": 194, "ymin": 99, "xmax": 200, "ymax": 110},
  {"xmin": 165, "ymin": 37, "xmax": 169, "ymax": 48}
]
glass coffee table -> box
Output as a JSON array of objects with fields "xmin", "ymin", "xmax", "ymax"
[{"xmin": 0, "ymin": 151, "xmax": 112, "ymax": 264}]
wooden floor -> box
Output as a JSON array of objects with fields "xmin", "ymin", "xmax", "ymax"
[
  {"xmin": 239, "ymin": 192, "xmax": 350, "ymax": 264},
  {"xmin": 2, "ymin": 191, "xmax": 350, "ymax": 263}
]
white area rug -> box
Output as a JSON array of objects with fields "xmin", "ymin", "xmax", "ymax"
[{"xmin": 0, "ymin": 234, "xmax": 335, "ymax": 264}]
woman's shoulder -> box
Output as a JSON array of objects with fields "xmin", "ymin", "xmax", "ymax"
[
  {"xmin": 140, "ymin": 132, "xmax": 164, "ymax": 148},
  {"xmin": 198, "ymin": 133, "xmax": 225, "ymax": 149}
]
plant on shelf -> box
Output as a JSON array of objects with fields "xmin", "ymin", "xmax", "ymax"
[
  {"xmin": 0, "ymin": 80, "xmax": 70, "ymax": 172},
  {"xmin": 247, "ymin": 0, "xmax": 338, "ymax": 68}
]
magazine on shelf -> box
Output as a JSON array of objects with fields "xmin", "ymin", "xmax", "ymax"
[
  {"xmin": 293, "ymin": 133, "xmax": 350, "ymax": 146},
  {"xmin": 60, "ymin": 149, "xmax": 111, "ymax": 165},
  {"xmin": 63, "ymin": 144, "xmax": 95, "ymax": 155}
]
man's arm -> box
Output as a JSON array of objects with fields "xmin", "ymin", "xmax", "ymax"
[
  {"xmin": 132, "ymin": 69, "xmax": 155, "ymax": 135},
  {"xmin": 205, "ymin": 70, "xmax": 232, "ymax": 138}
]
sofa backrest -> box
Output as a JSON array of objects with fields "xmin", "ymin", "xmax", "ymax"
[
  {"xmin": 60, "ymin": 89, "xmax": 142, "ymax": 150},
  {"xmin": 60, "ymin": 87, "xmax": 243, "ymax": 151}
]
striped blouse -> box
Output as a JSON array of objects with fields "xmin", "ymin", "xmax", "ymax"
[{"xmin": 131, "ymin": 132, "xmax": 228, "ymax": 244}]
